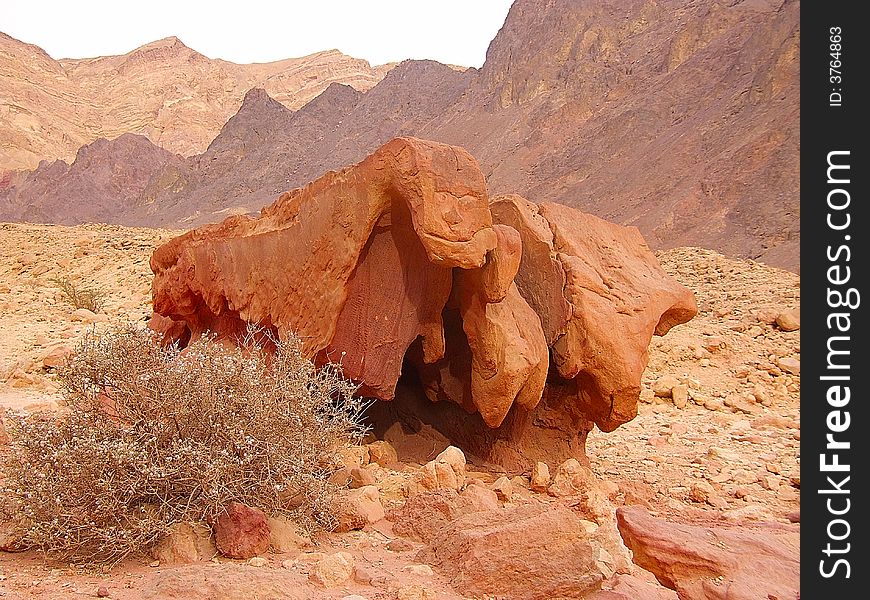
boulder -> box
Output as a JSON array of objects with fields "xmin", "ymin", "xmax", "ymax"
[
  {"xmin": 150, "ymin": 137, "xmax": 696, "ymax": 469},
  {"xmin": 616, "ymin": 506, "xmax": 799, "ymax": 600},
  {"xmin": 213, "ymin": 502, "xmax": 270, "ymax": 559}
]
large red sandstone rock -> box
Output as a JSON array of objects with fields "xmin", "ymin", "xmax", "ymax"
[
  {"xmin": 616, "ymin": 506, "xmax": 799, "ymax": 600},
  {"xmin": 150, "ymin": 137, "xmax": 696, "ymax": 467}
]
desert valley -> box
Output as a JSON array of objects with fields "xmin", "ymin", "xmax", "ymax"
[{"xmin": 1, "ymin": 1, "xmax": 799, "ymax": 599}]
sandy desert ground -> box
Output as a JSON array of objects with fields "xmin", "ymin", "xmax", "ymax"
[{"xmin": 0, "ymin": 221, "xmax": 799, "ymax": 599}]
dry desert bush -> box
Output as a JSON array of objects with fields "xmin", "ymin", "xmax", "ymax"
[
  {"xmin": 51, "ymin": 276, "xmax": 106, "ymax": 313},
  {"xmin": 2, "ymin": 324, "xmax": 367, "ymax": 565}
]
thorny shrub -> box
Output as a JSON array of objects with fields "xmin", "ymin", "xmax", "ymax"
[
  {"xmin": 51, "ymin": 277, "xmax": 106, "ymax": 313},
  {"xmin": 2, "ymin": 324, "xmax": 367, "ymax": 565}
]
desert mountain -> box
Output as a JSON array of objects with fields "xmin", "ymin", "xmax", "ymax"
[
  {"xmin": 427, "ymin": 0, "xmax": 800, "ymax": 269},
  {"xmin": 0, "ymin": 134, "xmax": 184, "ymax": 225},
  {"xmin": 0, "ymin": 32, "xmax": 393, "ymax": 171},
  {"xmin": 0, "ymin": 0, "xmax": 799, "ymax": 270}
]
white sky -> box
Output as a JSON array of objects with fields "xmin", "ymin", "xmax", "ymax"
[{"xmin": 3, "ymin": 0, "xmax": 516, "ymax": 68}]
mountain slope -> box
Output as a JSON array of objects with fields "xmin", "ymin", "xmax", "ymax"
[
  {"xmin": 0, "ymin": 134, "xmax": 184, "ymax": 224},
  {"xmin": 422, "ymin": 0, "xmax": 800, "ymax": 267},
  {"xmin": 0, "ymin": 32, "xmax": 393, "ymax": 171}
]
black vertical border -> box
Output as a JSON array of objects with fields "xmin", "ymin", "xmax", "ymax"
[{"xmin": 802, "ymin": 1, "xmax": 868, "ymax": 596}]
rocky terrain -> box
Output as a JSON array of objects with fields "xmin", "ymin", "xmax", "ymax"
[
  {"xmin": 1, "ymin": 0, "xmax": 800, "ymax": 269},
  {"xmin": 0, "ymin": 32, "xmax": 393, "ymax": 171},
  {"xmin": 0, "ymin": 213, "xmax": 799, "ymax": 600}
]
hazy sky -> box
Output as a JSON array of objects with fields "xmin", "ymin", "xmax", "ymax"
[{"xmin": 3, "ymin": 1, "xmax": 516, "ymax": 67}]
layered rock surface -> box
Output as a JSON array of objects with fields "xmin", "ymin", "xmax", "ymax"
[{"xmin": 150, "ymin": 137, "xmax": 696, "ymax": 467}]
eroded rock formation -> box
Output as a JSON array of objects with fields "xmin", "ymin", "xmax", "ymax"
[{"xmin": 150, "ymin": 137, "xmax": 696, "ymax": 468}]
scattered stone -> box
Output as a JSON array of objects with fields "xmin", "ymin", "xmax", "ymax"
[
  {"xmin": 40, "ymin": 344, "xmax": 73, "ymax": 368},
  {"xmin": 387, "ymin": 538, "xmax": 416, "ymax": 553},
  {"xmin": 309, "ymin": 552, "xmax": 355, "ymax": 588},
  {"xmin": 403, "ymin": 564, "xmax": 435, "ymax": 576},
  {"xmin": 775, "ymin": 309, "xmax": 800, "ymax": 331},
  {"xmin": 267, "ymin": 516, "xmax": 312, "ymax": 554},
  {"xmin": 492, "ymin": 476, "xmax": 513, "ymax": 501},
  {"xmin": 367, "ymin": 440, "xmax": 398, "ymax": 467},
  {"xmin": 151, "ymin": 522, "xmax": 216, "ymax": 565},
  {"xmin": 652, "ymin": 375, "xmax": 680, "ymax": 397},
  {"xmin": 689, "ymin": 481, "xmax": 715, "ymax": 504},
  {"xmin": 349, "ymin": 466, "xmax": 377, "ymax": 488},
  {"xmin": 776, "ymin": 357, "xmax": 800, "ymax": 375},
  {"xmin": 418, "ymin": 446, "xmax": 466, "ymax": 492},
  {"xmin": 548, "ymin": 458, "xmax": 595, "ymax": 497},
  {"xmin": 670, "ymin": 384, "xmax": 688, "ymax": 409},
  {"xmin": 339, "ymin": 445, "xmax": 370, "ymax": 468},
  {"xmin": 214, "ymin": 502, "xmax": 270, "ymax": 559},
  {"xmin": 531, "ymin": 462, "xmax": 551, "ymax": 492},
  {"xmin": 396, "ymin": 585, "xmax": 436, "ymax": 600},
  {"xmin": 746, "ymin": 325, "xmax": 764, "ymax": 338},
  {"xmin": 391, "ymin": 488, "xmax": 498, "ymax": 542},
  {"xmin": 787, "ymin": 511, "xmax": 800, "ymax": 523},
  {"xmin": 247, "ymin": 556, "xmax": 268, "ymax": 567},
  {"xmin": 97, "ymin": 586, "xmax": 110, "ymax": 598},
  {"xmin": 333, "ymin": 485, "xmax": 385, "ymax": 532}
]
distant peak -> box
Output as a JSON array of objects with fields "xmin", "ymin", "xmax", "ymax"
[{"xmin": 240, "ymin": 88, "xmax": 285, "ymax": 111}]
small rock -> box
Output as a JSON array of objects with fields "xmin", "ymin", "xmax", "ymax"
[
  {"xmin": 41, "ymin": 344, "xmax": 73, "ymax": 369},
  {"xmin": 309, "ymin": 551, "xmax": 355, "ymax": 588},
  {"xmin": 367, "ymin": 440, "xmax": 398, "ymax": 466},
  {"xmin": 760, "ymin": 475, "xmax": 780, "ymax": 491},
  {"xmin": 214, "ymin": 502, "xmax": 270, "ymax": 559},
  {"xmin": 267, "ymin": 516, "xmax": 312, "ymax": 554},
  {"xmin": 338, "ymin": 445, "xmax": 370, "ymax": 468},
  {"xmin": 746, "ymin": 325, "xmax": 764, "ymax": 338},
  {"xmin": 403, "ymin": 564, "xmax": 435, "ymax": 576},
  {"xmin": 396, "ymin": 585, "xmax": 436, "ymax": 600},
  {"xmin": 492, "ymin": 476, "xmax": 513, "ymax": 501},
  {"xmin": 333, "ymin": 485, "xmax": 385, "ymax": 532},
  {"xmin": 775, "ymin": 309, "xmax": 800, "ymax": 332},
  {"xmin": 97, "ymin": 587, "xmax": 110, "ymax": 598},
  {"xmin": 708, "ymin": 447, "xmax": 740, "ymax": 462},
  {"xmin": 689, "ymin": 481, "xmax": 716, "ymax": 504},
  {"xmin": 703, "ymin": 397, "xmax": 724, "ymax": 411},
  {"xmin": 531, "ymin": 462, "xmax": 551, "ymax": 493},
  {"xmin": 419, "ymin": 446, "xmax": 466, "ymax": 491},
  {"xmin": 671, "ymin": 384, "xmax": 688, "ymax": 409},
  {"xmin": 548, "ymin": 458, "xmax": 595, "ymax": 497},
  {"xmin": 776, "ymin": 357, "xmax": 800, "ymax": 375},
  {"xmin": 639, "ymin": 388, "xmax": 655, "ymax": 403},
  {"xmin": 387, "ymin": 538, "xmax": 415, "ymax": 553},
  {"xmin": 247, "ymin": 556, "xmax": 268, "ymax": 567},
  {"xmin": 787, "ymin": 511, "xmax": 800, "ymax": 523},
  {"xmin": 652, "ymin": 375, "xmax": 680, "ymax": 397},
  {"xmin": 151, "ymin": 522, "xmax": 216, "ymax": 565},
  {"xmin": 349, "ymin": 466, "xmax": 377, "ymax": 488},
  {"xmin": 702, "ymin": 336, "xmax": 726, "ymax": 352},
  {"xmin": 765, "ymin": 463, "xmax": 781, "ymax": 474}
]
